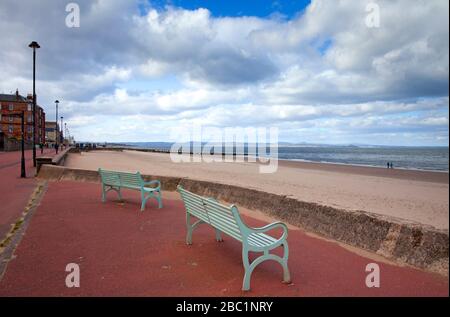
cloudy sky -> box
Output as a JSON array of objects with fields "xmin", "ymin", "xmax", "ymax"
[{"xmin": 0, "ymin": 0, "xmax": 448, "ymax": 145}]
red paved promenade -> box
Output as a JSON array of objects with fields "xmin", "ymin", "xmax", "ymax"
[
  {"xmin": 0, "ymin": 149, "xmax": 56, "ymax": 241},
  {"xmin": 0, "ymin": 181, "xmax": 447, "ymax": 296}
]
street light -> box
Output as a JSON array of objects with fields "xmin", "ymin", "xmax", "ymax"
[
  {"xmin": 60, "ymin": 116, "xmax": 64, "ymax": 147},
  {"xmin": 55, "ymin": 100, "xmax": 59, "ymax": 154},
  {"xmin": 28, "ymin": 41, "xmax": 40, "ymax": 167},
  {"xmin": 10, "ymin": 111, "xmax": 26, "ymax": 178}
]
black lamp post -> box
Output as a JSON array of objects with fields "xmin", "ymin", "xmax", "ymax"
[
  {"xmin": 55, "ymin": 100, "xmax": 59, "ymax": 154},
  {"xmin": 10, "ymin": 111, "xmax": 26, "ymax": 178},
  {"xmin": 60, "ymin": 116, "xmax": 64, "ymax": 146},
  {"xmin": 28, "ymin": 41, "xmax": 40, "ymax": 167}
]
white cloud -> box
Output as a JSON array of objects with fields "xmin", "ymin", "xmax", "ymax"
[{"xmin": 0, "ymin": 0, "xmax": 448, "ymax": 145}]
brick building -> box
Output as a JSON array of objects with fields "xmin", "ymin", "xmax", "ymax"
[
  {"xmin": 0, "ymin": 90, "xmax": 46, "ymax": 151},
  {"xmin": 45, "ymin": 121, "xmax": 60, "ymax": 146}
]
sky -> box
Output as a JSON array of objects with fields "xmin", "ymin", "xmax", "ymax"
[{"xmin": 0, "ymin": 0, "xmax": 448, "ymax": 146}]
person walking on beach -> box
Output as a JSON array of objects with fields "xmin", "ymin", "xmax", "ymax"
[{"xmin": 387, "ymin": 162, "xmax": 390, "ymax": 169}]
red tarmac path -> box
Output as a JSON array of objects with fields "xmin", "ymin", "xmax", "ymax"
[
  {"xmin": 0, "ymin": 148, "xmax": 56, "ymax": 241},
  {"xmin": 0, "ymin": 181, "xmax": 448, "ymax": 296}
]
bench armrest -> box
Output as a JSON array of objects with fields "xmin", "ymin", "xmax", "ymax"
[
  {"xmin": 248, "ymin": 222, "xmax": 288, "ymax": 240},
  {"xmin": 143, "ymin": 180, "xmax": 161, "ymax": 189}
]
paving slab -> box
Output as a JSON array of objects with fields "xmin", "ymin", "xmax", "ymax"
[{"xmin": 0, "ymin": 149, "xmax": 56, "ymax": 241}]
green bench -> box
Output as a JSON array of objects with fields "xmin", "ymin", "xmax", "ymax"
[
  {"xmin": 177, "ymin": 185, "xmax": 291, "ymax": 291},
  {"xmin": 98, "ymin": 168, "xmax": 162, "ymax": 211}
]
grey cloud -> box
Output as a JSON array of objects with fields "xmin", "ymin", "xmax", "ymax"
[
  {"xmin": 0, "ymin": 0, "xmax": 448, "ymax": 145},
  {"xmin": 188, "ymin": 49, "xmax": 277, "ymax": 85},
  {"xmin": 132, "ymin": 7, "xmax": 279, "ymax": 86}
]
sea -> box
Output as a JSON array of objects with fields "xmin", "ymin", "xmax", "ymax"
[{"xmin": 117, "ymin": 142, "xmax": 449, "ymax": 172}]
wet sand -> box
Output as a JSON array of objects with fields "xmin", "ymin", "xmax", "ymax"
[{"xmin": 65, "ymin": 150, "xmax": 449, "ymax": 230}]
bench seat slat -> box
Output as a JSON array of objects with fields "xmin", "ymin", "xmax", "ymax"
[
  {"xmin": 104, "ymin": 181, "xmax": 121, "ymax": 186},
  {"xmin": 247, "ymin": 237, "xmax": 266, "ymax": 247},
  {"xmin": 250, "ymin": 232, "xmax": 277, "ymax": 244},
  {"xmin": 248, "ymin": 233, "xmax": 277, "ymax": 247}
]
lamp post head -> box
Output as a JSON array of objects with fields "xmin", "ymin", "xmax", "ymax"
[
  {"xmin": 28, "ymin": 41, "xmax": 40, "ymax": 49},
  {"xmin": 55, "ymin": 100, "xmax": 59, "ymax": 104}
]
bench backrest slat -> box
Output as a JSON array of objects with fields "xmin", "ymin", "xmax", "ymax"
[
  {"xmin": 178, "ymin": 186, "xmax": 244, "ymax": 241},
  {"xmin": 118, "ymin": 172, "xmax": 143, "ymax": 187},
  {"xmin": 99, "ymin": 169, "xmax": 121, "ymax": 186},
  {"xmin": 203, "ymin": 199, "xmax": 243, "ymax": 241},
  {"xmin": 98, "ymin": 169, "xmax": 143, "ymax": 188},
  {"xmin": 178, "ymin": 188, "xmax": 210, "ymax": 223}
]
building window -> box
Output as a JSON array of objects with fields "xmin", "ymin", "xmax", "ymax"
[
  {"xmin": 28, "ymin": 126, "xmax": 32, "ymax": 133},
  {"xmin": 8, "ymin": 125, "xmax": 13, "ymax": 133},
  {"xmin": 28, "ymin": 103, "xmax": 32, "ymax": 111},
  {"xmin": 9, "ymin": 116, "xmax": 13, "ymax": 122},
  {"xmin": 28, "ymin": 115, "xmax": 32, "ymax": 122},
  {"xmin": 8, "ymin": 104, "xmax": 13, "ymax": 111}
]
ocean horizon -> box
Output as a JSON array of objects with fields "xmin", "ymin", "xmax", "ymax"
[{"xmin": 101, "ymin": 142, "xmax": 449, "ymax": 172}]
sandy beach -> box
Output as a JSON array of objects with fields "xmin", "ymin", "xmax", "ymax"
[{"xmin": 65, "ymin": 150, "xmax": 449, "ymax": 230}]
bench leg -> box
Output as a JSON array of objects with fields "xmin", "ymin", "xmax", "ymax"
[
  {"xmin": 101, "ymin": 184, "xmax": 106, "ymax": 202},
  {"xmin": 281, "ymin": 242, "xmax": 291, "ymax": 284},
  {"xmin": 102, "ymin": 185, "xmax": 121, "ymax": 202},
  {"xmin": 140, "ymin": 191, "xmax": 146, "ymax": 211},
  {"xmin": 141, "ymin": 191, "xmax": 163, "ymax": 211},
  {"xmin": 215, "ymin": 229, "xmax": 223, "ymax": 242},
  {"xmin": 186, "ymin": 213, "xmax": 193, "ymax": 245},
  {"xmin": 242, "ymin": 246, "xmax": 252, "ymax": 291},
  {"xmin": 156, "ymin": 190, "xmax": 163, "ymax": 209},
  {"xmin": 186, "ymin": 214, "xmax": 206, "ymax": 245},
  {"xmin": 241, "ymin": 243, "xmax": 291, "ymax": 291}
]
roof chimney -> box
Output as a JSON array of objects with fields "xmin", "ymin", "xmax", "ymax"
[{"xmin": 15, "ymin": 89, "xmax": 19, "ymax": 100}]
